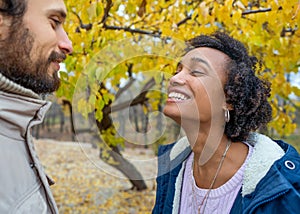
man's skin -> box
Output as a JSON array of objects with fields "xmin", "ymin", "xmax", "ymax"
[{"xmin": 0, "ymin": 0, "xmax": 73, "ymax": 94}]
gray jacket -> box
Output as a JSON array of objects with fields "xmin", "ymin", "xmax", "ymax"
[{"xmin": 0, "ymin": 73, "xmax": 58, "ymax": 213}]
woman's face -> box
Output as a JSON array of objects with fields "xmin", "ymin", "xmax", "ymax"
[{"xmin": 163, "ymin": 47, "xmax": 230, "ymax": 129}]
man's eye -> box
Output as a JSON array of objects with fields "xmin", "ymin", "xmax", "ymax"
[{"xmin": 50, "ymin": 18, "xmax": 61, "ymax": 28}]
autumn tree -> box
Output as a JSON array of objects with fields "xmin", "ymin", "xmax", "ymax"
[{"xmin": 57, "ymin": 0, "xmax": 300, "ymax": 190}]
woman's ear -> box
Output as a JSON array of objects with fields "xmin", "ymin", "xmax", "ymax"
[{"xmin": 223, "ymin": 103, "xmax": 233, "ymax": 111}]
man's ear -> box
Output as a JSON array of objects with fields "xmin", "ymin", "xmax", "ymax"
[
  {"xmin": 0, "ymin": 14, "xmax": 3, "ymax": 26},
  {"xmin": 0, "ymin": 14, "xmax": 3, "ymax": 39},
  {"xmin": 0, "ymin": 14, "xmax": 11, "ymax": 39}
]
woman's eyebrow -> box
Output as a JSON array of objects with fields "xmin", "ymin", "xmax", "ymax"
[
  {"xmin": 190, "ymin": 57, "xmax": 210, "ymax": 68},
  {"xmin": 176, "ymin": 61, "xmax": 182, "ymax": 67}
]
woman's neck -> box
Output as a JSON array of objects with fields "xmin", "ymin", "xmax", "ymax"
[{"xmin": 187, "ymin": 133, "xmax": 249, "ymax": 189}]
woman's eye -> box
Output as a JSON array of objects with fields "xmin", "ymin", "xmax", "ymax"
[
  {"xmin": 191, "ymin": 70, "xmax": 205, "ymax": 76},
  {"xmin": 174, "ymin": 64, "xmax": 183, "ymax": 75}
]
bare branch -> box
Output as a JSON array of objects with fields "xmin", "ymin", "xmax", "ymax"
[
  {"xmin": 104, "ymin": 78, "xmax": 156, "ymax": 114},
  {"xmin": 280, "ymin": 26, "xmax": 298, "ymax": 37},
  {"xmin": 115, "ymin": 77, "xmax": 136, "ymax": 99},
  {"xmin": 71, "ymin": 11, "xmax": 92, "ymax": 31},
  {"xmin": 177, "ymin": 15, "xmax": 192, "ymax": 27},
  {"xmin": 100, "ymin": 0, "xmax": 113, "ymax": 24},
  {"xmin": 242, "ymin": 8, "xmax": 272, "ymax": 15},
  {"xmin": 141, "ymin": 77, "xmax": 155, "ymax": 91},
  {"xmin": 103, "ymin": 24, "xmax": 162, "ymax": 37},
  {"xmin": 115, "ymin": 64, "xmax": 135, "ymax": 99},
  {"xmin": 103, "ymin": 91, "xmax": 147, "ymax": 114},
  {"xmin": 176, "ymin": 1, "xmax": 201, "ymax": 27}
]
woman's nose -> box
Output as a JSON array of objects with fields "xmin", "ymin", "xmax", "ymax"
[{"xmin": 170, "ymin": 71, "xmax": 186, "ymax": 86}]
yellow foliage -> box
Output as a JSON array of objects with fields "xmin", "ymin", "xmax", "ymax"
[{"xmin": 59, "ymin": 0, "xmax": 300, "ymax": 145}]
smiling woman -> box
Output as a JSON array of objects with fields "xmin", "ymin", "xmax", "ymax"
[
  {"xmin": 152, "ymin": 31, "xmax": 300, "ymax": 214},
  {"xmin": 164, "ymin": 47, "xmax": 229, "ymax": 130}
]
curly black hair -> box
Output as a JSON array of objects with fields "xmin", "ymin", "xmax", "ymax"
[
  {"xmin": 0, "ymin": 0, "xmax": 26, "ymax": 17},
  {"xmin": 186, "ymin": 31, "xmax": 272, "ymax": 142}
]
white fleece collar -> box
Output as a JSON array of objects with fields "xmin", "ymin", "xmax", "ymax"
[
  {"xmin": 170, "ymin": 136, "xmax": 190, "ymax": 161},
  {"xmin": 242, "ymin": 133, "xmax": 285, "ymax": 196},
  {"xmin": 169, "ymin": 133, "xmax": 285, "ymax": 197}
]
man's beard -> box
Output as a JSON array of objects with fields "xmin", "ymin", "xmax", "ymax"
[{"xmin": 0, "ymin": 22, "xmax": 66, "ymax": 95}]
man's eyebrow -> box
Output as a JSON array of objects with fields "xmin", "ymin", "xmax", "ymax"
[{"xmin": 47, "ymin": 9, "xmax": 67, "ymax": 19}]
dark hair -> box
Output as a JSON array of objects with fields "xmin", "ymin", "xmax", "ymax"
[
  {"xmin": 186, "ymin": 31, "xmax": 272, "ymax": 142},
  {"xmin": 0, "ymin": 0, "xmax": 26, "ymax": 17}
]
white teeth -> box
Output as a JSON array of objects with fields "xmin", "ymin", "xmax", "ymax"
[{"xmin": 168, "ymin": 92, "xmax": 189, "ymax": 100}]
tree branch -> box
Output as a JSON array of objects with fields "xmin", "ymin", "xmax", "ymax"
[
  {"xmin": 115, "ymin": 77, "xmax": 136, "ymax": 99},
  {"xmin": 242, "ymin": 8, "xmax": 272, "ymax": 15},
  {"xmin": 115, "ymin": 64, "xmax": 135, "ymax": 99},
  {"xmin": 177, "ymin": 15, "xmax": 192, "ymax": 27},
  {"xmin": 176, "ymin": 1, "xmax": 201, "ymax": 27},
  {"xmin": 104, "ymin": 78, "xmax": 156, "ymax": 114},
  {"xmin": 102, "ymin": 24, "xmax": 162, "ymax": 37},
  {"xmin": 100, "ymin": 0, "xmax": 113, "ymax": 24},
  {"xmin": 99, "ymin": 0, "xmax": 162, "ymax": 37},
  {"xmin": 280, "ymin": 27, "xmax": 297, "ymax": 37},
  {"xmin": 108, "ymin": 91, "xmax": 148, "ymax": 114},
  {"xmin": 141, "ymin": 77, "xmax": 155, "ymax": 91},
  {"xmin": 71, "ymin": 11, "xmax": 92, "ymax": 31}
]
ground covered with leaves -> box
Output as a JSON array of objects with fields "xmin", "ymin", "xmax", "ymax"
[{"xmin": 35, "ymin": 139, "xmax": 156, "ymax": 214}]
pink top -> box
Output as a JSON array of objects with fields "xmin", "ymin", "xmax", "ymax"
[{"xmin": 179, "ymin": 143, "xmax": 253, "ymax": 214}]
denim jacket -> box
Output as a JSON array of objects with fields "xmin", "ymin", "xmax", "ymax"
[{"xmin": 152, "ymin": 133, "xmax": 300, "ymax": 214}]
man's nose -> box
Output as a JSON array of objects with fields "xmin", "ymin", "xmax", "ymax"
[{"xmin": 58, "ymin": 29, "xmax": 73, "ymax": 55}]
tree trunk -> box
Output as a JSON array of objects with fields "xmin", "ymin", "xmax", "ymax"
[
  {"xmin": 63, "ymin": 100, "xmax": 76, "ymax": 141},
  {"xmin": 100, "ymin": 145, "xmax": 147, "ymax": 191},
  {"xmin": 96, "ymin": 102, "xmax": 148, "ymax": 190}
]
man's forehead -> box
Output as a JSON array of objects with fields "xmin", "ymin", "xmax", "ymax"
[{"xmin": 26, "ymin": 0, "xmax": 67, "ymax": 15}]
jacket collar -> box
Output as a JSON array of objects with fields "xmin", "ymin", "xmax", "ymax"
[
  {"xmin": 242, "ymin": 133, "xmax": 285, "ymax": 196},
  {"xmin": 243, "ymin": 138, "xmax": 299, "ymax": 213},
  {"xmin": 0, "ymin": 73, "xmax": 51, "ymax": 140},
  {"xmin": 0, "ymin": 73, "xmax": 40, "ymax": 99},
  {"xmin": 169, "ymin": 133, "xmax": 285, "ymax": 196},
  {"xmin": 170, "ymin": 136, "xmax": 191, "ymax": 161}
]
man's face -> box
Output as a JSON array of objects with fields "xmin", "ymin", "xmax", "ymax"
[{"xmin": 0, "ymin": 0, "xmax": 73, "ymax": 94}]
